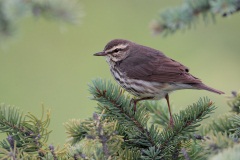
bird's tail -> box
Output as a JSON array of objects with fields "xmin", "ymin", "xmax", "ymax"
[{"xmin": 193, "ymin": 83, "xmax": 225, "ymax": 94}]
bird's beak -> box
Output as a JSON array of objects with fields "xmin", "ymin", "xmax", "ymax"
[{"xmin": 93, "ymin": 52, "xmax": 107, "ymax": 56}]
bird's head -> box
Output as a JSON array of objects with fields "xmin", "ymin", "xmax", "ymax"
[{"xmin": 94, "ymin": 39, "xmax": 132, "ymax": 62}]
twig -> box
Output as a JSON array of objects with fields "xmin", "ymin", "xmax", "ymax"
[
  {"xmin": 181, "ymin": 148, "xmax": 191, "ymax": 160},
  {"xmin": 49, "ymin": 145, "xmax": 58, "ymax": 160},
  {"xmin": 93, "ymin": 113, "xmax": 110, "ymax": 158}
]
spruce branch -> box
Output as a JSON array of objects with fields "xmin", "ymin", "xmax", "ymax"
[
  {"xmin": 68, "ymin": 144, "xmax": 89, "ymax": 160},
  {"xmin": 31, "ymin": 0, "xmax": 82, "ymax": 24},
  {"xmin": 181, "ymin": 148, "xmax": 191, "ymax": 160},
  {"xmin": 141, "ymin": 98, "xmax": 216, "ymax": 159},
  {"xmin": 151, "ymin": 0, "xmax": 240, "ymax": 35},
  {"xmin": 158, "ymin": 98, "xmax": 215, "ymax": 146},
  {"xmin": 89, "ymin": 78, "xmax": 155, "ymax": 148},
  {"xmin": 141, "ymin": 146, "xmax": 163, "ymax": 160},
  {"xmin": 199, "ymin": 91, "xmax": 240, "ymax": 136},
  {"xmin": 65, "ymin": 112, "xmax": 123, "ymax": 159},
  {"xmin": 92, "ymin": 113, "xmax": 110, "ymax": 158},
  {"xmin": 0, "ymin": 84, "xmax": 233, "ymax": 159},
  {"xmin": 49, "ymin": 145, "xmax": 57, "ymax": 160},
  {"xmin": 146, "ymin": 101, "xmax": 170, "ymax": 128},
  {"xmin": 64, "ymin": 118, "xmax": 91, "ymax": 145},
  {"xmin": 116, "ymin": 148, "xmax": 141, "ymax": 160},
  {"xmin": 178, "ymin": 141, "xmax": 205, "ymax": 160},
  {"xmin": 199, "ymin": 114, "xmax": 235, "ymax": 135},
  {"xmin": 89, "ymin": 79, "xmax": 217, "ymax": 159},
  {"xmin": 199, "ymin": 132, "xmax": 239, "ymax": 159},
  {"xmin": 0, "ymin": 0, "xmax": 82, "ymax": 42},
  {"xmin": 227, "ymin": 90, "xmax": 240, "ymax": 114},
  {"xmin": 229, "ymin": 114, "xmax": 240, "ymax": 137},
  {"xmin": 0, "ymin": 104, "xmax": 51, "ymax": 155},
  {"xmin": 209, "ymin": 143, "xmax": 240, "ymax": 160},
  {"xmin": 0, "ymin": 140, "xmax": 18, "ymax": 160},
  {"xmin": 0, "ymin": 105, "xmax": 24, "ymax": 134}
]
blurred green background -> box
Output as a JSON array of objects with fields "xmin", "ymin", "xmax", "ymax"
[{"xmin": 0, "ymin": 0, "xmax": 239, "ymax": 145}]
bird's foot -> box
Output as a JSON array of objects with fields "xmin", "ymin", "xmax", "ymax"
[{"xmin": 169, "ymin": 117, "xmax": 174, "ymax": 128}]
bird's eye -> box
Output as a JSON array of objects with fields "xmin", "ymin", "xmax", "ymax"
[{"xmin": 114, "ymin": 48, "xmax": 121, "ymax": 52}]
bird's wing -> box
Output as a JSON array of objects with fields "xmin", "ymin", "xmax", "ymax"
[{"xmin": 118, "ymin": 46, "xmax": 201, "ymax": 84}]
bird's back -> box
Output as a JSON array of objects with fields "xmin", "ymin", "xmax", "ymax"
[{"xmin": 118, "ymin": 43, "xmax": 201, "ymax": 84}]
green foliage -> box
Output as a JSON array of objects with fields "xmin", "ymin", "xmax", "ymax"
[
  {"xmin": 116, "ymin": 148, "xmax": 141, "ymax": 160},
  {"xmin": 65, "ymin": 112, "xmax": 123, "ymax": 159},
  {"xmin": 229, "ymin": 114, "xmax": 240, "ymax": 137},
  {"xmin": 0, "ymin": 104, "xmax": 51, "ymax": 152},
  {"xmin": 228, "ymin": 91, "xmax": 240, "ymax": 114},
  {"xmin": 89, "ymin": 79, "xmax": 216, "ymax": 159},
  {"xmin": 0, "ymin": 0, "xmax": 81, "ymax": 42},
  {"xmin": 178, "ymin": 142, "xmax": 205, "ymax": 160},
  {"xmin": 0, "ymin": 80, "xmax": 240, "ymax": 159},
  {"xmin": 199, "ymin": 114, "xmax": 235, "ymax": 135},
  {"xmin": 192, "ymin": 90, "xmax": 240, "ymax": 160},
  {"xmin": 199, "ymin": 91, "xmax": 240, "ymax": 137},
  {"xmin": 89, "ymin": 79, "xmax": 154, "ymax": 148},
  {"xmin": 0, "ymin": 104, "xmax": 51, "ymax": 158},
  {"xmin": 202, "ymin": 132, "xmax": 236, "ymax": 155},
  {"xmin": 65, "ymin": 118, "xmax": 91, "ymax": 145},
  {"xmin": 209, "ymin": 143, "xmax": 240, "ymax": 160},
  {"xmin": 146, "ymin": 101, "xmax": 170, "ymax": 128},
  {"xmin": 151, "ymin": 0, "xmax": 240, "ymax": 35}
]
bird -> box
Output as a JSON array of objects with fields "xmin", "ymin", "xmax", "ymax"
[{"xmin": 94, "ymin": 39, "xmax": 224, "ymax": 126}]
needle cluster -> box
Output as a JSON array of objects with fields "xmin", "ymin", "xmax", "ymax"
[
  {"xmin": 151, "ymin": 0, "xmax": 240, "ymax": 35},
  {"xmin": 0, "ymin": 0, "xmax": 81, "ymax": 42},
  {"xmin": 88, "ymin": 79, "xmax": 216, "ymax": 159},
  {"xmin": 0, "ymin": 80, "xmax": 239, "ymax": 159}
]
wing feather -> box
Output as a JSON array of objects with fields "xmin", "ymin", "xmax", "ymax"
[{"xmin": 118, "ymin": 45, "xmax": 201, "ymax": 84}]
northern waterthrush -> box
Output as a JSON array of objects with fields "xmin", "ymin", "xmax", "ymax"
[{"xmin": 94, "ymin": 39, "xmax": 224, "ymax": 126}]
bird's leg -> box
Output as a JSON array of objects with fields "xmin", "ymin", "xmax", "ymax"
[
  {"xmin": 165, "ymin": 94, "xmax": 174, "ymax": 127},
  {"xmin": 131, "ymin": 97, "xmax": 153, "ymax": 113},
  {"xmin": 133, "ymin": 99, "xmax": 137, "ymax": 112}
]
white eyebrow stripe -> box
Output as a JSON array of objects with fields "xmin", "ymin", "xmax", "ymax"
[{"xmin": 105, "ymin": 44, "xmax": 128, "ymax": 53}]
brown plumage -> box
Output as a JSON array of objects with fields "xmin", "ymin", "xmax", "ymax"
[{"xmin": 94, "ymin": 39, "xmax": 224, "ymax": 126}]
